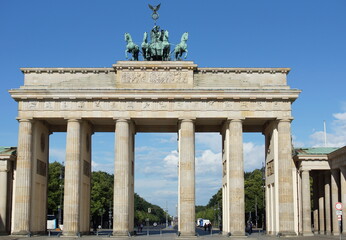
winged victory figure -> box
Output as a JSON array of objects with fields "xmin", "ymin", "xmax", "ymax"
[{"xmin": 148, "ymin": 3, "xmax": 161, "ymax": 21}]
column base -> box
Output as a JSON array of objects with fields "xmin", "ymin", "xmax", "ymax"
[
  {"xmin": 229, "ymin": 231, "xmax": 246, "ymax": 236},
  {"xmin": 229, "ymin": 235, "xmax": 248, "ymax": 239},
  {"xmin": 11, "ymin": 230, "xmax": 31, "ymax": 236},
  {"xmin": 177, "ymin": 235, "xmax": 197, "ymax": 239},
  {"xmin": 277, "ymin": 231, "xmax": 297, "ymax": 237},
  {"xmin": 62, "ymin": 231, "xmax": 80, "ymax": 237},
  {"xmin": 112, "ymin": 231, "xmax": 130, "ymax": 237},
  {"xmin": 302, "ymin": 232, "xmax": 314, "ymax": 236}
]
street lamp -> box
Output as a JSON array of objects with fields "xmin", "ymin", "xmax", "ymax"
[
  {"xmin": 261, "ymin": 162, "xmax": 266, "ymax": 231},
  {"xmin": 108, "ymin": 209, "xmax": 112, "ymax": 229},
  {"xmin": 58, "ymin": 162, "xmax": 64, "ymax": 227}
]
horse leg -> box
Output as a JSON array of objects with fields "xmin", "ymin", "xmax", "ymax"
[
  {"xmin": 125, "ymin": 50, "xmax": 128, "ymax": 60},
  {"xmin": 184, "ymin": 49, "xmax": 188, "ymax": 59}
]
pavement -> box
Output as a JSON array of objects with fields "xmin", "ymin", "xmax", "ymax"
[{"xmin": 1, "ymin": 227, "xmax": 345, "ymax": 240}]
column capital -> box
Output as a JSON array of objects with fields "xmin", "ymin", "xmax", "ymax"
[
  {"xmin": 16, "ymin": 118, "xmax": 33, "ymax": 123},
  {"xmin": 178, "ymin": 118, "xmax": 196, "ymax": 123},
  {"xmin": 277, "ymin": 117, "xmax": 293, "ymax": 123},
  {"xmin": 300, "ymin": 169, "xmax": 311, "ymax": 173},
  {"xmin": 65, "ymin": 118, "xmax": 81, "ymax": 123},
  {"xmin": 113, "ymin": 118, "xmax": 130, "ymax": 123},
  {"xmin": 227, "ymin": 118, "xmax": 244, "ymax": 123}
]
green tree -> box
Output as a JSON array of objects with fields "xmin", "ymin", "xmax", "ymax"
[
  {"xmin": 244, "ymin": 168, "xmax": 265, "ymax": 226},
  {"xmin": 195, "ymin": 168, "xmax": 265, "ymax": 227},
  {"xmin": 47, "ymin": 161, "xmax": 64, "ymax": 215},
  {"xmin": 134, "ymin": 193, "xmax": 168, "ymax": 224},
  {"xmin": 90, "ymin": 171, "xmax": 114, "ymax": 228}
]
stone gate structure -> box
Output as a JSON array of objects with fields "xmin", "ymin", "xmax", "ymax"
[{"xmin": 9, "ymin": 61, "xmax": 301, "ymax": 237}]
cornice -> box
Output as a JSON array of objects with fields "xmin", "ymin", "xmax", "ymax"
[
  {"xmin": 20, "ymin": 68, "xmax": 115, "ymax": 74},
  {"xmin": 9, "ymin": 88, "xmax": 301, "ymax": 101},
  {"xmin": 196, "ymin": 68, "xmax": 291, "ymax": 74}
]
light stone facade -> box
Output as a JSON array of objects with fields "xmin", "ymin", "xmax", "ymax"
[
  {"xmin": 9, "ymin": 61, "xmax": 301, "ymax": 237},
  {"xmin": 294, "ymin": 146, "xmax": 346, "ymax": 236},
  {"xmin": 0, "ymin": 147, "xmax": 16, "ymax": 234}
]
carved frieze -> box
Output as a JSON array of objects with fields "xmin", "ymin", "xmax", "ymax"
[
  {"xmin": 20, "ymin": 99, "xmax": 292, "ymax": 113},
  {"xmin": 119, "ymin": 70, "xmax": 189, "ymax": 84}
]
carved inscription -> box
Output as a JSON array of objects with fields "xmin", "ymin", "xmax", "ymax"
[
  {"xmin": 36, "ymin": 159, "xmax": 47, "ymax": 177},
  {"xmin": 121, "ymin": 71, "xmax": 188, "ymax": 84},
  {"xmin": 83, "ymin": 160, "xmax": 90, "ymax": 177},
  {"xmin": 266, "ymin": 160, "xmax": 274, "ymax": 177}
]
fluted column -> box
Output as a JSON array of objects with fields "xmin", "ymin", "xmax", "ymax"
[
  {"xmin": 318, "ymin": 173, "xmax": 325, "ymax": 234},
  {"xmin": 63, "ymin": 119, "xmax": 82, "ymax": 236},
  {"xmin": 113, "ymin": 119, "xmax": 131, "ymax": 236},
  {"xmin": 340, "ymin": 167, "xmax": 346, "ymax": 235},
  {"xmin": 12, "ymin": 119, "xmax": 33, "ymax": 235},
  {"xmin": 312, "ymin": 173, "xmax": 319, "ymax": 233},
  {"xmin": 301, "ymin": 170, "xmax": 313, "ymax": 236},
  {"xmin": 331, "ymin": 169, "xmax": 340, "ymax": 236},
  {"xmin": 178, "ymin": 119, "xmax": 195, "ymax": 237},
  {"xmin": 228, "ymin": 119, "xmax": 245, "ymax": 236},
  {"xmin": 0, "ymin": 162, "xmax": 9, "ymax": 233},
  {"xmin": 324, "ymin": 172, "xmax": 331, "ymax": 235},
  {"xmin": 277, "ymin": 119, "xmax": 295, "ymax": 236}
]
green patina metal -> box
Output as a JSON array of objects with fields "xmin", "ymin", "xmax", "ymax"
[
  {"xmin": 124, "ymin": 3, "xmax": 188, "ymax": 61},
  {"xmin": 294, "ymin": 147, "xmax": 339, "ymax": 156},
  {"xmin": 0, "ymin": 146, "xmax": 17, "ymax": 157}
]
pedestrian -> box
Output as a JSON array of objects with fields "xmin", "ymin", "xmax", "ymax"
[
  {"xmin": 247, "ymin": 220, "xmax": 253, "ymax": 234},
  {"xmin": 204, "ymin": 223, "xmax": 207, "ymax": 231},
  {"xmin": 140, "ymin": 223, "xmax": 143, "ymax": 233},
  {"xmin": 208, "ymin": 222, "xmax": 212, "ymax": 233}
]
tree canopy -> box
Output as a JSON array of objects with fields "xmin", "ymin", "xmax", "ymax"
[
  {"xmin": 195, "ymin": 168, "xmax": 265, "ymax": 228},
  {"xmin": 47, "ymin": 162, "xmax": 168, "ymax": 228}
]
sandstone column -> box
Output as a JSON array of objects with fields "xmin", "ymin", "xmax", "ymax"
[
  {"xmin": 331, "ymin": 169, "xmax": 340, "ymax": 236},
  {"xmin": 63, "ymin": 119, "xmax": 82, "ymax": 236},
  {"xmin": 340, "ymin": 167, "xmax": 346, "ymax": 234},
  {"xmin": 301, "ymin": 170, "xmax": 313, "ymax": 236},
  {"xmin": 12, "ymin": 119, "xmax": 33, "ymax": 235},
  {"xmin": 312, "ymin": 173, "xmax": 319, "ymax": 233},
  {"xmin": 0, "ymin": 161, "xmax": 9, "ymax": 233},
  {"xmin": 228, "ymin": 119, "xmax": 245, "ymax": 236},
  {"xmin": 277, "ymin": 119, "xmax": 295, "ymax": 236},
  {"xmin": 318, "ymin": 173, "xmax": 325, "ymax": 234},
  {"xmin": 324, "ymin": 172, "xmax": 331, "ymax": 235},
  {"xmin": 113, "ymin": 119, "xmax": 131, "ymax": 236},
  {"xmin": 178, "ymin": 119, "xmax": 195, "ymax": 237}
]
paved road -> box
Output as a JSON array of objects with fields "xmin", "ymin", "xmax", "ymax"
[{"xmin": 1, "ymin": 228, "xmax": 344, "ymax": 240}]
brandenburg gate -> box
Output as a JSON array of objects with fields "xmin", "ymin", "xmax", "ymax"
[{"xmin": 9, "ymin": 60, "xmax": 301, "ymax": 237}]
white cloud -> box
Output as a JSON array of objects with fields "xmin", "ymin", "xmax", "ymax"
[
  {"xmin": 49, "ymin": 148, "xmax": 65, "ymax": 163},
  {"xmin": 92, "ymin": 161, "xmax": 114, "ymax": 174},
  {"xmin": 195, "ymin": 133, "xmax": 222, "ymax": 152},
  {"xmin": 292, "ymin": 135, "xmax": 305, "ymax": 148},
  {"xmin": 309, "ymin": 110, "xmax": 346, "ymax": 147},
  {"xmin": 196, "ymin": 150, "xmax": 222, "ymax": 175},
  {"xmin": 243, "ymin": 142, "xmax": 265, "ymax": 172}
]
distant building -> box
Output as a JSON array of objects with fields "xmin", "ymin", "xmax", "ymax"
[
  {"xmin": 293, "ymin": 146, "xmax": 346, "ymax": 235},
  {"xmin": 0, "ymin": 147, "xmax": 16, "ymax": 234}
]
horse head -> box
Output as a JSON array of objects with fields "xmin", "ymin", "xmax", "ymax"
[
  {"xmin": 163, "ymin": 30, "xmax": 169, "ymax": 41},
  {"xmin": 181, "ymin": 32, "xmax": 188, "ymax": 42},
  {"xmin": 143, "ymin": 32, "xmax": 148, "ymax": 43},
  {"xmin": 124, "ymin": 33, "xmax": 132, "ymax": 42}
]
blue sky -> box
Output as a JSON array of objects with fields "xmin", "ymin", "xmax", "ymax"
[{"xmin": 1, "ymin": 1, "xmax": 346, "ymax": 215}]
